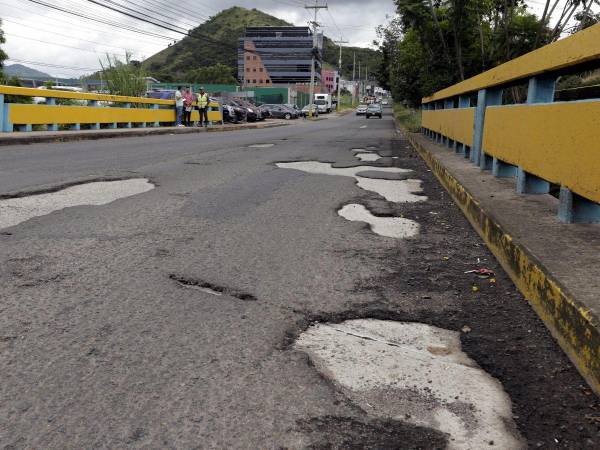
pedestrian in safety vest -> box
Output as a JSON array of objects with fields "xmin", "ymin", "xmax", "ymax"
[{"xmin": 197, "ymin": 87, "xmax": 209, "ymax": 128}]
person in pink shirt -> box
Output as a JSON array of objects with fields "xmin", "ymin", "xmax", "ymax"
[{"xmin": 183, "ymin": 88, "xmax": 194, "ymax": 127}]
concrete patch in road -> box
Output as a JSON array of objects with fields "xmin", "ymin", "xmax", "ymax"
[
  {"xmin": 275, "ymin": 162, "xmax": 427, "ymax": 203},
  {"xmin": 338, "ymin": 204, "xmax": 419, "ymax": 238},
  {"xmin": 295, "ymin": 319, "xmax": 524, "ymax": 450},
  {"xmin": 0, "ymin": 179, "xmax": 154, "ymax": 230}
]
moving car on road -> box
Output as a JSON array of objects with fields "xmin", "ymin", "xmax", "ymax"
[
  {"xmin": 356, "ymin": 104, "xmax": 368, "ymax": 115},
  {"xmin": 366, "ymin": 103, "xmax": 383, "ymax": 119}
]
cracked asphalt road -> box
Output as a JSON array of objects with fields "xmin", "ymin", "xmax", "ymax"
[{"xmin": 1, "ymin": 112, "xmax": 598, "ymax": 449}]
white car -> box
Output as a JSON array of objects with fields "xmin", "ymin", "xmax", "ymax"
[
  {"xmin": 33, "ymin": 85, "xmax": 86, "ymax": 105},
  {"xmin": 356, "ymin": 104, "xmax": 368, "ymax": 115},
  {"xmin": 382, "ymin": 99, "xmax": 389, "ymax": 105}
]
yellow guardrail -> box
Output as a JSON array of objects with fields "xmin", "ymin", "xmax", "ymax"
[
  {"xmin": 419, "ymin": 22, "xmax": 600, "ymax": 224},
  {"xmin": 421, "ymin": 108, "xmax": 475, "ymax": 147},
  {"xmin": 0, "ymin": 85, "xmax": 223, "ymax": 132}
]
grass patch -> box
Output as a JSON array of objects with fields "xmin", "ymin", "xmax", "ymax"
[{"xmin": 393, "ymin": 103, "xmax": 421, "ymax": 132}]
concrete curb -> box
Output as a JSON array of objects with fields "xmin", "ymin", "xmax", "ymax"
[
  {"xmin": 402, "ymin": 128, "xmax": 600, "ymax": 395},
  {"xmin": 0, "ymin": 121, "xmax": 289, "ymax": 146}
]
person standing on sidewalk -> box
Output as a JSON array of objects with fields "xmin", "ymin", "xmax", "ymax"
[
  {"xmin": 175, "ymin": 86, "xmax": 184, "ymax": 127},
  {"xmin": 197, "ymin": 87, "xmax": 209, "ymax": 128},
  {"xmin": 183, "ymin": 88, "xmax": 194, "ymax": 127}
]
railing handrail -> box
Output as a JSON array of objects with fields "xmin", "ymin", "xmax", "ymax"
[
  {"xmin": 422, "ymin": 23, "xmax": 600, "ymax": 104},
  {"xmin": 0, "ymin": 85, "xmax": 219, "ymax": 107}
]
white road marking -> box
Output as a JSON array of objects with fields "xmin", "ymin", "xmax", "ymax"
[
  {"xmin": 276, "ymin": 161, "xmax": 427, "ymax": 203},
  {"xmin": 338, "ymin": 204, "xmax": 419, "ymax": 238},
  {"xmin": 360, "ymin": 125, "xmax": 368, "ymax": 129},
  {"xmin": 295, "ymin": 319, "xmax": 524, "ymax": 450},
  {"xmin": 248, "ymin": 143, "xmax": 275, "ymax": 148},
  {"xmin": 0, "ymin": 179, "xmax": 155, "ymax": 230}
]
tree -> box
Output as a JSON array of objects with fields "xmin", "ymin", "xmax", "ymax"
[
  {"xmin": 0, "ymin": 19, "xmax": 8, "ymax": 83},
  {"xmin": 99, "ymin": 52, "xmax": 148, "ymax": 98},
  {"xmin": 377, "ymin": 0, "xmax": 573, "ymax": 106}
]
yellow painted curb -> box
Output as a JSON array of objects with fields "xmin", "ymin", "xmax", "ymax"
[{"xmin": 404, "ymin": 130, "xmax": 600, "ymax": 395}]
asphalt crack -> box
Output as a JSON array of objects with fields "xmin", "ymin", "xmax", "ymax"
[{"xmin": 169, "ymin": 274, "xmax": 258, "ymax": 301}]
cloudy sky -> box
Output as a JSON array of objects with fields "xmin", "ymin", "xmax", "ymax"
[
  {"xmin": 1, "ymin": 0, "xmax": 590, "ymax": 78},
  {"xmin": 1, "ymin": 0, "xmax": 397, "ymax": 78}
]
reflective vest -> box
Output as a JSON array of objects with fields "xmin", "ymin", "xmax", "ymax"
[{"xmin": 197, "ymin": 93, "xmax": 209, "ymax": 108}]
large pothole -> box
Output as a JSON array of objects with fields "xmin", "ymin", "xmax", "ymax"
[
  {"xmin": 295, "ymin": 319, "xmax": 524, "ymax": 450},
  {"xmin": 0, "ymin": 178, "xmax": 155, "ymax": 230},
  {"xmin": 275, "ymin": 162, "xmax": 426, "ymax": 203},
  {"xmin": 338, "ymin": 204, "xmax": 419, "ymax": 239}
]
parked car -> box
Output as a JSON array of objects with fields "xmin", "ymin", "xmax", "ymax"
[
  {"xmin": 356, "ymin": 104, "xmax": 368, "ymax": 115},
  {"xmin": 366, "ymin": 103, "xmax": 383, "ymax": 119},
  {"xmin": 381, "ymin": 99, "xmax": 389, "ymax": 106},
  {"xmin": 260, "ymin": 104, "xmax": 298, "ymax": 120},
  {"xmin": 223, "ymin": 100, "xmax": 247, "ymax": 123},
  {"xmin": 284, "ymin": 104, "xmax": 301, "ymax": 114},
  {"xmin": 235, "ymin": 100, "xmax": 264, "ymax": 122}
]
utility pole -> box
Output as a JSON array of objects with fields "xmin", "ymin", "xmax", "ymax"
[
  {"xmin": 352, "ymin": 52, "xmax": 356, "ymax": 106},
  {"xmin": 334, "ymin": 38, "xmax": 348, "ymax": 112},
  {"xmin": 305, "ymin": 1, "xmax": 328, "ymax": 118}
]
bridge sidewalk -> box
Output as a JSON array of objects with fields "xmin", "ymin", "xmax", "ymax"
[
  {"xmin": 404, "ymin": 129, "xmax": 600, "ymax": 394},
  {"xmin": 0, "ymin": 120, "xmax": 289, "ymax": 146}
]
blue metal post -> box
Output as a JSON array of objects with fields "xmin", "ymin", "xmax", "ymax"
[
  {"xmin": 473, "ymin": 88, "xmax": 502, "ymax": 167},
  {"xmin": 152, "ymin": 104, "xmax": 160, "ymax": 127},
  {"xmin": 516, "ymin": 76, "xmax": 556, "ymax": 194},
  {"xmin": 46, "ymin": 98, "xmax": 58, "ymax": 131},
  {"xmin": 88, "ymin": 100, "xmax": 100, "ymax": 130},
  {"xmin": 558, "ymin": 187, "xmax": 600, "ymax": 223},
  {"xmin": 1, "ymin": 94, "xmax": 13, "ymax": 132},
  {"xmin": 125, "ymin": 103, "xmax": 132, "ymax": 128}
]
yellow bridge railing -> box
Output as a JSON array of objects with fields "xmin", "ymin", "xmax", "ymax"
[
  {"xmin": 0, "ymin": 85, "xmax": 223, "ymax": 132},
  {"xmin": 420, "ymin": 22, "xmax": 600, "ymax": 225}
]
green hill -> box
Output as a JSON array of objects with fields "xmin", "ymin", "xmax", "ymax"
[{"xmin": 143, "ymin": 6, "xmax": 381, "ymax": 84}]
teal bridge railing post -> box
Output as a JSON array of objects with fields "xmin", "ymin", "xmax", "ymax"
[{"xmin": 472, "ymin": 88, "xmax": 502, "ymax": 168}]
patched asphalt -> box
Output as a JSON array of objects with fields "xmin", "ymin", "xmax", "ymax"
[{"xmin": 0, "ymin": 112, "xmax": 598, "ymax": 449}]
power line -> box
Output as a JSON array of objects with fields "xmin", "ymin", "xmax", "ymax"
[
  {"xmin": 23, "ymin": 0, "xmax": 178, "ymax": 40},
  {"xmin": 4, "ymin": 32, "xmax": 131, "ymax": 58},
  {"xmin": 6, "ymin": 58, "xmax": 101, "ymax": 73}
]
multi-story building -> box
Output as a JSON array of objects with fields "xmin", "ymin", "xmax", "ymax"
[
  {"xmin": 238, "ymin": 26, "xmax": 322, "ymax": 87},
  {"xmin": 321, "ymin": 69, "xmax": 338, "ymax": 93}
]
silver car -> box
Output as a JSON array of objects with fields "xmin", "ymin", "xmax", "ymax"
[{"xmin": 356, "ymin": 104, "xmax": 368, "ymax": 115}]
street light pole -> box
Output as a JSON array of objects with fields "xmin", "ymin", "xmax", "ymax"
[
  {"xmin": 305, "ymin": 1, "xmax": 327, "ymax": 118},
  {"xmin": 334, "ymin": 39, "xmax": 348, "ymax": 112}
]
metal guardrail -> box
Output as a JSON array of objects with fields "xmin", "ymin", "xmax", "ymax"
[
  {"xmin": 420, "ymin": 23, "xmax": 600, "ymax": 224},
  {"xmin": 0, "ymin": 85, "xmax": 223, "ymax": 132}
]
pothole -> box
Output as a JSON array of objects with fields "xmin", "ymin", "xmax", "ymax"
[
  {"xmin": 248, "ymin": 143, "xmax": 275, "ymax": 148},
  {"xmin": 355, "ymin": 170, "xmax": 414, "ymax": 181},
  {"xmin": 169, "ymin": 274, "xmax": 257, "ymax": 301},
  {"xmin": 294, "ymin": 319, "xmax": 524, "ymax": 450},
  {"xmin": 354, "ymin": 153, "xmax": 381, "ymax": 162},
  {"xmin": 275, "ymin": 162, "xmax": 427, "ymax": 203},
  {"xmin": 338, "ymin": 204, "xmax": 419, "ymax": 238},
  {"xmin": 0, "ymin": 179, "xmax": 155, "ymax": 230}
]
